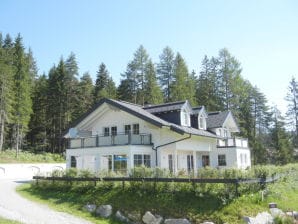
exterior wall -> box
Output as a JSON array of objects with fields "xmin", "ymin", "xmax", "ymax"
[
  {"xmin": 66, "ymin": 145, "xmax": 154, "ymax": 172},
  {"xmin": 91, "ymin": 109, "xmax": 158, "ymax": 136},
  {"xmin": 236, "ymin": 148, "xmax": 251, "ymax": 169},
  {"xmin": 0, "ymin": 163, "xmax": 65, "ymax": 179},
  {"xmin": 210, "ymin": 148, "xmax": 238, "ymax": 168}
]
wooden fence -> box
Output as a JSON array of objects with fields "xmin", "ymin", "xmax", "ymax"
[{"xmin": 32, "ymin": 175, "xmax": 281, "ymax": 196}]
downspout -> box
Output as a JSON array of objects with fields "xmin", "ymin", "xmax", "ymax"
[{"xmin": 152, "ymin": 134, "xmax": 192, "ymax": 166}]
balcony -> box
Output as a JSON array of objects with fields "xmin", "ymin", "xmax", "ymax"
[
  {"xmin": 69, "ymin": 133, "xmax": 152, "ymax": 149},
  {"xmin": 217, "ymin": 137, "xmax": 248, "ymax": 148}
]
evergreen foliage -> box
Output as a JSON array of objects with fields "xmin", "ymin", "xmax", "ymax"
[{"xmin": 0, "ymin": 32, "xmax": 295, "ymax": 163}]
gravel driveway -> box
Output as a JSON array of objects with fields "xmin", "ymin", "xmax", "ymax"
[{"xmin": 0, "ymin": 179, "xmax": 93, "ymax": 224}]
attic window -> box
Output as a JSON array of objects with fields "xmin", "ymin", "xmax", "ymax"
[
  {"xmin": 181, "ymin": 110, "xmax": 190, "ymax": 126},
  {"xmin": 198, "ymin": 116, "xmax": 206, "ymax": 130}
]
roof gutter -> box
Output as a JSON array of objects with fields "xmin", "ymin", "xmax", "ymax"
[{"xmin": 152, "ymin": 133, "xmax": 192, "ymax": 166}]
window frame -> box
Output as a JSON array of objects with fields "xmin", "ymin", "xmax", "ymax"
[
  {"xmin": 103, "ymin": 127, "xmax": 110, "ymax": 136},
  {"xmin": 124, "ymin": 125, "xmax": 131, "ymax": 135},
  {"xmin": 218, "ymin": 154, "xmax": 227, "ymax": 166},
  {"xmin": 132, "ymin": 123, "xmax": 139, "ymax": 135},
  {"xmin": 133, "ymin": 154, "xmax": 151, "ymax": 167},
  {"xmin": 111, "ymin": 126, "xmax": 117, "ymax": 136}
]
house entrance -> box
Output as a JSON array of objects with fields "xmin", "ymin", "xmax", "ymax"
[{"xmin": 202, "ymin": 155, "xmax": 210, "ymax": 167}]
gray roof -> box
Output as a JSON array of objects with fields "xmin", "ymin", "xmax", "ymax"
[
  {"xmin": 143, "ymin": 101, "xmax": 186, "ymax": 113},
  {"xmin": 206, "ymin": 111, "xmax": 230, "ymax": 129}
]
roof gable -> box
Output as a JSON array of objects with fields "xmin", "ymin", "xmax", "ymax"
[
  {"xmin": 207, "ymin": 111, "xmax": 239, "ymax": 132},
  {"xmin": 64, "ymin": 98, "xmax": 218, "ymax": 139}
]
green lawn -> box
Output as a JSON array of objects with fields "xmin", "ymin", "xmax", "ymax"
[
  {"xmin": 0, "ymin": 217, "xmax": 21, "ymax": 224},
  {"xmin": 0, "ymin": 150, "xmax": 64, "ymax": 163}
]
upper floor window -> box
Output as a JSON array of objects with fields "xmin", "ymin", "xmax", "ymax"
[
  {"xmin": 124, "ymin": 125, "xmax": 131, "ymax": 135},
  {"xmin": 198, "ymin": 116, "xmax": 206, "ymax": 130},
  {"xmin": 111, "ymin": 126, "xmax": 117, "ymax": 136},
  {"xmin": 181, "ymin": 110, "xmax": 190, "ymax": 126},
  {"xmin": 133, "ymin": 124, "xmax": 139, "ymax": 135},
  {"xmin": 103, "ymin": 127, "xmax": 109, "ymax": 136}
]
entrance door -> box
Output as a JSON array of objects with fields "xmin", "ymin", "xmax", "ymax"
[{"xmin": 202, "ymin": 155, "xmax": 210, "ymax": 167}]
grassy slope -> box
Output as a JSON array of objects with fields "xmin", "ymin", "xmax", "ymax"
[
  {"xmin": 17, "ymin": 173, "xmax": 298, "ymax": 224},
  {"xmin": 0, "ymin": 217, "xmax": 21, "ymax": 224},
  {"xmin": 0, "ymin": 150, "xmax": 64, "ymax": 163},
  {"xmin": 17, "ymin": 184, "xmax": 120, "ymax": 224}
]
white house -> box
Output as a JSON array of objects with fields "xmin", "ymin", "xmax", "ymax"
[{"xmin": 64, "ymin": 98, "xmax": 251, "ymax": 174}]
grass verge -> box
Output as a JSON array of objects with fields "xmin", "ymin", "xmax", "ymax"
[
  {"xmin": 0, "ymin": 217, "xmax": 21, "ymax": 224},
  {"xmin": 16, "ymin": 184, "xmax": 119, "ymax": 224},
  {"xmin": 0, "ymin": 150, "xmax": 64, "ymax": 163}
]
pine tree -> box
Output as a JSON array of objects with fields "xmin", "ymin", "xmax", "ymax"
[
  {"xmin": 143, "ymin": 60, "xmax": 163, "ymax": 104},
  {"xmin": 157, "ymin": 46, "xmax": 175, "ymax": 102}
]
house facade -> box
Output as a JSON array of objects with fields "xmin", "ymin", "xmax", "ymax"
[{"xmin": 64, "ymin": 98, "xmax": 251, "ymax": 174}]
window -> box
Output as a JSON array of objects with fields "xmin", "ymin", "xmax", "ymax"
[
  {"xmin": 70, "ymin": 156, "xmax": 76, "ymax": 168},
  {"xmin": 218, "ymin": 154, "xmax": 227, "ymax": 166},
  {"xmin": 133, "ymin": 124, "xmax": 139, "ymax": 135},
  {"xmin": 114, "ymin": 155, "xmax": 127, "ymax": 173},
  {"xmin": 244, "ymin": 154, "xmax": 247, "ymax": 164},
  {"xmin": 187, "ymin": 155, "xmax": 194, "ymax": 172},
  {"xmin": 199, "ymin": 116, "xmax": 205, "ymax": 129},
  {"xmin": 124, "ymin": 125, "xmax": 131, "ymax": 135},
  {"xmin": 144, "ymin": 155, "xmax": 151, "ymax": 167},
  {"xmin": 134, "ymin": 154, "xmax": 143, "ymax": 166},
  {"xmin": 111, "ymin": 126, "xmax": 117, "ymax": 136},
  {"xmin": 103, "ymin": 127, "xmax": 109, "ymax": 136},
  {"xmin": 202, "ymin": 155, "xmax": 210, "ymax": 167},
  {"xmin": 168, "ymin": 154, "xmax": 173, "ymax": 172},
  {"xmin": 134, "ymin": 154, "xmax": 151, "ymax": 167}
]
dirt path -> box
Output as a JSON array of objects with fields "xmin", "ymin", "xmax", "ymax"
[{"xmin": 0, "ymin": 179, "xmax": 93, "ymax": 224}]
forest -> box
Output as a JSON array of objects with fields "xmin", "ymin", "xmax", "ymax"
[{"xmin": 0, "ymin": 32, "xmax": 297, "ymax": 165}]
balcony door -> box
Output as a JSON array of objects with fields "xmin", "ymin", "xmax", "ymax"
[{"xmin": 202, "ymin": 155, "xmax": 210, "ymax": 167}]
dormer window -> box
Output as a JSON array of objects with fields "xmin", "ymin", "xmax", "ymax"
[
  {"xmin": 198, "ymin": 116, "xmax": 206, "ymax": 130},
  {"xmin": 181, "ymin": 110, "xmax": 190, "ymax": 126}
]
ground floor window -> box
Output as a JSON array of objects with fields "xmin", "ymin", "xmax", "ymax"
[
  {"xmin": 202, "ymin": 155, "xmax": 210, "ymax": 167},
  {"xmin": 70, "ymin": 156, "xmax": 76, "ymax": 168},
  {"xmin": 114, "ymin": 155, "xmax": 127, "ymax": 172},
  {"xmin": 187, "ymin": 155, "xmax": 194, "ymax": 172},
  {"xmin": 133, "ymin": 154, "xmax": 151, "ymax": 167},
  {"xmin": 218, "ymin": 154, "xmax": 227, "ymax": 166}
]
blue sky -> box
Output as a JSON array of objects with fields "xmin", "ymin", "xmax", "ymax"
[{"xmin": 1, "ymin": 0, "xmax": 298, "ymax": 114}]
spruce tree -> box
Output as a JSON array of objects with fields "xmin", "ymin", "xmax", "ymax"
[
  {"xmin": 0, "ymin": 33, "xmax": 14, "ymax": 151},
  {"xmin": 12, "ymin": 34, "xmax": 33, "ymax": 156},
  {"xmin": 285, "ymin": 77, "xmax": 298, "ymax": 147},
  {"xmin": 72, "ymin": 72, "xmax": 94, "ymax": 119},
  {"xmin": 122, "ymin": 45, "xmax": 149, "ymax": 104},
  {"xmin": 157, "ymin": 46, "xmax": 175, "ymax": 102},
  {"xmin": 144, "ymin": 60, "xmax": 163, "ymax": 104},
  {"xmin": 170, "ymin": 53, "xmax": 191, "ymax": 102}
]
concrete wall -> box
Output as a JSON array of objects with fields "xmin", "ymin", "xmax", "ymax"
[{"xmin": 0, "ymin": 163, "xmax": 66, "ymax": 179}]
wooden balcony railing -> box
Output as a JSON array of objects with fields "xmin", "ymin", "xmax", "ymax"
[{"xmin": 217, "ymin": 137, "xmax": 248, "ymax": 148}]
